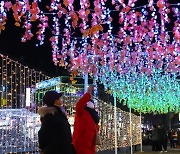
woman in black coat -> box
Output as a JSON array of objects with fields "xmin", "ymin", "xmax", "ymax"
[{"xmin": 38, "ymin": 91, "xmax": 74, "ymax": 154}]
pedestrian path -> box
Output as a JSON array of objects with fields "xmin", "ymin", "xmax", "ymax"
[
  {"xmin": 96, "ymin": 145, "xmax": 180, "ymax": 154},
  {"xmin": 135, "ymin": 146, "xmax": 180, "ymax": 154}
]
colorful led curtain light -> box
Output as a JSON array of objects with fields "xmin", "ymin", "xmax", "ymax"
[
  {"xmin": 99, "ymin": 67, "xmax": 180, "ymax": 113},
  {"xmin": 1, "ymin": 0, "xmax": 180, "ymax": 113},
  {"xmin": 1, "ymin": 0, "xmax": 179, "ymax": 74}
]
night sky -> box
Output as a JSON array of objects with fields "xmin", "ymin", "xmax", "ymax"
[{"xmin": 0, "ymin": 4, "xmax": 69, "ymax": 77}]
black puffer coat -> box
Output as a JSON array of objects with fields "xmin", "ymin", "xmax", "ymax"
[{"xmin": 38, "ymin": 106, "xmax": 74, "ymax": 154}]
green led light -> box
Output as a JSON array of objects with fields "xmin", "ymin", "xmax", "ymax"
[{"xmin": 99, "ymin": 68, "xmax": 180, "ymax": 114}]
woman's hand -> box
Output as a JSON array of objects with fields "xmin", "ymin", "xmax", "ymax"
[{"xmin": 87, "ymin": 86, "xmax": 93, "ymax": 94}]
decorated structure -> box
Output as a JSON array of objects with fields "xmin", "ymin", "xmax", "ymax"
[
  {"xmin": 0, "ymin": 53, "xmax": 50, "ymax": 109},
  {"xmin": 0, "ymin": 53, "xmax": 49, "ymax": 153},
  {"xmin": 0, "ymin": 0, "xmax": 179, "ymax": 153}
]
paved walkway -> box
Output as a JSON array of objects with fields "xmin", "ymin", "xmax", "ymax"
[
  {"xmin": 97, "ymin": 145, "xmax": 180, "ymax": 154},
  {"xmin": 135, "ymin": 146, "xmax": 180, "ymax": 154}
]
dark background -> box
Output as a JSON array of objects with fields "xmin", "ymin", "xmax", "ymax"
[{"xmin": 0, "ymin": 20, "xmax": 67, "ymax": 77}]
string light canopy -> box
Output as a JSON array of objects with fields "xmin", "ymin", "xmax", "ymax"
[
  {"xmin": 99, "ymin": 67, "xmax": 180, "ymax": 113},
  {"xmin": 0, "ymin": 53, "xmax": 50, "ymax": 108},
  {"xmin": 0, "ymin": 0, "xmax": 179, "ymax": 113}
]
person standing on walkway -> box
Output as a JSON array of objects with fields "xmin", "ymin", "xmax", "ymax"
[
  {"xmin": 177, "ymin": 130, "xmax": 180, "ymax": 148},
  {"xmin": 73, "ymin": 86, "xmax": 99, "ymax": 154},
  {"xmin": 151, "ymin": 125, "xmax": 159, "ymax": 151},
  {"xmin": 158, "ymin": 124, "xmax": 168, "ymax": 153},
  {"xmin": 38, "ymin": 91, "xmax": 74, "ymax": 154},
  {"xmin": 168, "ymin": 129, "xmax": 176, "ymax": 148}
]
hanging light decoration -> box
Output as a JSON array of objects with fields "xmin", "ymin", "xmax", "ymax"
[
  {"xmin": 0, "ymin": 0, "xmax": 180, "ymax": 113},
  {"xmin": 99, "ymin": 67, "xmax": 180, "ymax": 113}
]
